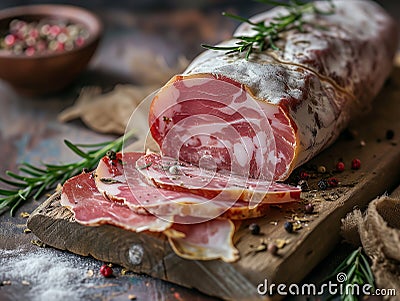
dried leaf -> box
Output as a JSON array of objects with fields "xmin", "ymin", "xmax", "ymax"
[
  {"xmin": 20, "ymin": 212, "xmax": 30, "ymax": 218},
  {"xmin": 31, "ymin": 239, "xmax": 46, "ymax": 248},
  {"xmin": 254, "ymin": 244, "xmax": 267, "ymax": 253},
  {"xmin": 275, "ymin": 239, "xmax": 289, "ymax": 249},
  {"xmin": 293, "ymin": 223, "xmax": 302, "ymax": 231},
  {"xmin": 56, "ymin": 183, "xmax": 63, "ymax": 192},
  {"xmin": 294, "ymin": 216, "xmax": 309, "ymax": 223}
]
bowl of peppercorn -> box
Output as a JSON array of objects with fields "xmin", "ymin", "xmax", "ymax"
[{"xmin": 0, "ymin": 5, "xmax": 102, "ymax": 96}]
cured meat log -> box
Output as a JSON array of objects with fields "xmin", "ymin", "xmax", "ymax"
[{"xmin": 149, "ymin": 0, "xmax": 398, "ymax": 181}]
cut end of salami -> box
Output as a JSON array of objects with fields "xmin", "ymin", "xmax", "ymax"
[{"xmin": 149, "ymin": 74, "xmax": 296, "ymax": 181}]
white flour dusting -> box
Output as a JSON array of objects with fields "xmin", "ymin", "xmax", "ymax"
[{"xmin": 0, "ymin": 248, "xmax": 92, "ymax": 301}]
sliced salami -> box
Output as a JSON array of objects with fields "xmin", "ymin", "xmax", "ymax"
[
  {"xmin": 94, "ymin": 152, "xmax": 280, "ymax": 221},
  {"xmin": 60, "ymin": 171, "xmax": 239, "ymax": 262},
  {"xmin": 136, "ymin": 152, "xmax": 301, "ymax": 204},
  {"xmin": 149, "ymin": 0, "xmax": 398, "ymax": 181},
  {"xmin": 166, "ymin": 219, "xmax": 239, "ymax": 262},
  {"xmin": 60, "ymin": 172, "xmax": 172, "ymax": 232}
]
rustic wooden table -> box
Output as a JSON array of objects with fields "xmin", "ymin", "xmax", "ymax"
[{"xmin": 0, "ymin": 1, "xmax": 399, "ymax": 301}]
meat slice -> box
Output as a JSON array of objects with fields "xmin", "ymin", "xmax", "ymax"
[
  {"xmin": 136, "ymin": 152, "xmax": 301, "ymax": 204},
  {"xmin": 149, "ymin": 0, "xmax": 398, "ymax": 181},
  {"xmin": 94, "ymin": 152, "xmax": 279, "ymax": 221},
  {"xmin": 60, "ymin": 171, "xmax": 239, "ymax": 262},
  {"xmin": 165, "ymin": 219, "xmax": 239, "ymax": 262},
  {"xmin": 60, "ymin": 172, "xmax": 172, "ymax": 232}
]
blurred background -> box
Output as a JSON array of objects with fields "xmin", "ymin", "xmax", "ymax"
[{"xmin": 0, "ymin": 0, "xmax": 398, "ymax": 89}]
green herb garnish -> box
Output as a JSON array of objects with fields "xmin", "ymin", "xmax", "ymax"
[
  {"xmin": 325, "ymin": 247, "xmax": 375, "ymax": 301},
  {"xmin": 202, "ymin": 0, "xmax": 335, "ymax": 60},
  {"xmin": 0, "ymin": 131, "xmax": 134, "ymax": 216}
]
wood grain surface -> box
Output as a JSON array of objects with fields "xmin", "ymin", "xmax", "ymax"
[{"xmin": 27, "ymin": 61, "xmax": 400, "ymax": 301}]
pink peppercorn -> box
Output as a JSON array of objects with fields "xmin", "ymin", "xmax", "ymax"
[
  {"xmin": 300, "ymin": 171, "xmax": 310, "ymax": 180},
  {"xmin": 100, "ymin": 264, "xmax": 113, "ymax": 278},
  {"xmin": 351, "ymin": 158, "xmax": 361, "ymax": 170},
  {"xmin": 327, "ymin": 177, "xmax": 339, "ymax": 187},
  {"xmin": 336, "ymin": 161, "xmax": 345, "ymax": 172},
  {"xmin": 4, "ymin": 34, "xmax": 16, "ymax": 46}
]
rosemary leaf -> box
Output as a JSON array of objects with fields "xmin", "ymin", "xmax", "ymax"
[
  {"xmin": 202, "ymin": 0, "xmax": 335, "ymax": 60},
  {"xmin": 19, "ymin": 167, "xmax": 43, "ymax": 177},
  {"xmin": 64, "ymin": 139, "xmax": 91, "ymax": 159},
  {"xmin": 324, "ymin": 247, "xmax": 375, "ymax": 301},
  {"xmin": 0, "ymin": 130, "xmax": 134, "ymax": 216}
]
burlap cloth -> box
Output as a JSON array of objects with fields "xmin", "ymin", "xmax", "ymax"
[{"xmin": 341, "ymin": 188, "xmax": 400, "ymax": 298}]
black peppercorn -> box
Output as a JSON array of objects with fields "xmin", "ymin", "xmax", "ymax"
[
  {"xmin": 249, "ymin": 223, "xmax": 260, "ymax": 235},
  {"xmin": 318, "ymin": 179, "xmax": 328, "ymax": 190},
  {"xmin": 106, "ymin": 150, "xmax": 117, "ymax": 160},
  {"xmin": 298, "ymin": 180, "xmax": 309, "ymax": 191},
  {"xmin": 284, "ymin": 221, "xmax": 293, "ymax": 233},
  {"xmin": 386, "ymin": 129, "xmax": 394, "ymax": 140}
]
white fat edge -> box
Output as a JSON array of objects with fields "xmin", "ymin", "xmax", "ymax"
[
  {"xmin": 152, "ymin": 84, "xmax": 181, "ymax": 116},
  {"xmin": 208, "ymin": 220, "xmax": 239, "ymax": 261},
  {"xmin": 233, "ymin": 142, "xmax": 249, "ymax": 168},
  {"xmin": 252, "ymin": 131, "xmax": 268, "ymax": 150},
  {"xmin": 182, "ymin": 77, "xmax": 213, "ymax": 88},
  {"xmin": 240, "ymin": 136, "xmax": 255, "ymax": 157},
  {"xmin": 59, "ymin": 192, "xmax": 72, "ymax": 207}
]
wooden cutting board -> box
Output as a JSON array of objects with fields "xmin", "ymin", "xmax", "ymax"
[{"xmin": 27, "ymin": 63, "xmax": 400, "ymax": 301}]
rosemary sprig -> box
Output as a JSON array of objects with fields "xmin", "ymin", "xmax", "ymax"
[
  {"xmin": 325, "ymin": 247, "xmax": 375, "ymax": 301},
  {"xmin": 0, "ymin": 131, "xmax": 134, "ymax": 216},
  {"xmin": 202, "ymin": 0, "xmax": 335, "ymax": 60}
]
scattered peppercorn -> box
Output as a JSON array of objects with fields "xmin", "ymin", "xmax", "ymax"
[
  {"xmin": 267, "ymin": 243, "xmax": 278, "ymax": 255},
  {"xmin": 317, "ymin": 179, "xmax": 328, "ymax": 190},
  {"xmin": 300, "ymin": 171, "xmax": 310, "ymax": 180},
  {"xmin": 351, "ymin": 158, "xmax": 361, "ymax": 170},
  {"xmin": 336, "ymin": 161, "xmax": 345, "ymax": 172},
  {"xmin": 297, "ymin": 179, "xmax": 309, "ymax": 191},
  {"xmin": 386, "ymin": 129, "xmax": 394, "ymax": 140},
  {"xmin": 317, "ymin": 165, "xmax": 326, "ymax": 173},
  {"xmin": 284, "ymin": 221, "xmax": 293, "ymax": 233},
  {"xmin": 327, "ymin": 177, "xmax": 339, "ymax": 187},
  {"xmin": 106, "ymin": 150, "xmax": 117, "ymax": 160},
  {"xmin": 249, "ymin": 223, "xmax": 260, "ymax": 235},
  {"xmin": 100, "ymin": 264, "xmax": 113, "ymax": 278},
  {"xmin": 304, "ymin": 203, "xmax": 314, "ymax": 214},
  {"xmin": 169, "ymin": 165, "xmax": 180, "ymax": 175}
]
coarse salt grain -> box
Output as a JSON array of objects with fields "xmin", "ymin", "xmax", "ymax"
[{"xmin": 0, "ymin": 248, "xmax": 87, "ymax": 301}]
